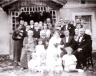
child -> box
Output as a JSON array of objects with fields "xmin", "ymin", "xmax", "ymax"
[
  {"xmin": 36, "ymin": 39, "xmax": 46, "ymax": 57},
  {"xmin": 39, "ymin": 52, "xmax": 49, "ymax": 76},
  {"xmin": 28, "ymin": 53, "xmax": 40, "ymax": 74},
  {"xmin": 51, "ymin": 53, "xmax": 63, "ymax": 76},
  {"xmin": 62, "ymin": 47, "xmax": 84, "ymax": 73}
]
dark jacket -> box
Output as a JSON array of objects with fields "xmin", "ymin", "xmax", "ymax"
[
  {"xmin": 60, "ymin": 36, "xmax": 77, "ymax": 51},
  {"xmin": 77, "ymin": 34, "xmax": 92, "ymax": 54},
  {"xmin": 61, "ymin": 24, "xmax": 75, "ymax": 36}
]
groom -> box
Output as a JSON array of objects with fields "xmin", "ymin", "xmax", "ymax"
[{"xmin": 60, "ymin": 30, "xmax": 76, "ymax": 58}]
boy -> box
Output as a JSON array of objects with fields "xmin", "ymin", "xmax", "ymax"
[{"xmin": 62, "ymin": 47, "xmax": 84, "ymax": 73}]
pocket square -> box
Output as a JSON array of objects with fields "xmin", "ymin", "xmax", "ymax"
[{"xmin": 68, "ymin": 27, "xmax": 71, "ymax": 29}]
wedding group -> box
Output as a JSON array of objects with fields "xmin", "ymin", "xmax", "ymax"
[{"xmin": 12, "ymin": 15, "xmax": 92, "ymax": 76}]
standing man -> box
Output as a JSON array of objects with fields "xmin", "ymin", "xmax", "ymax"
[{"xmin": 61, "ymin": 18, "xmax": 75, "ymax": 36}]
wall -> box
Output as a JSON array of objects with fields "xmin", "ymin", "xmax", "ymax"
[
  {"xmin": 59, "ymin": 3, "xmax": 96, "ymax": 51},
  {"xmin": 0, "ymin": 7, "xmax": 10, "ymax": 54}
]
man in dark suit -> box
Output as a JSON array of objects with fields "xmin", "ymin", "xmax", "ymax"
[
  {"xmin": 60, "ymin": 30, "xmax": 76, "ymax": 58},
  {"xmin": 61, "ymin": 18, "xmax": 75, "ymax": 37},
  {"xmin": 73, "ymin": 28, "xmax": 92, "ymax": 70}
]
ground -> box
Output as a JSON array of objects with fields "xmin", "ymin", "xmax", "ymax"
[{"xmin": 0, "ymin": 52, "xmax": 96, "ymax": 76}]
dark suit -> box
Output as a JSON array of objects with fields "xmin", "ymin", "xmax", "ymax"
[
  {"xmin": 60, "ymin": 36, "xmax": 76, "ymax": 57},
  {"xmin": 61, "ymin": 24, "xmax": 75, "ymax": 37},
  {"xmin": 73, "ymin": 34, "xmax": 92, "ymax": 68}
]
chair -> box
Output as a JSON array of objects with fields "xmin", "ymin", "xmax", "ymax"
[
  {"xmin": 86, "ymin": 40, "xmax": 93, "ymax": 68},
  {"xmin": 86, "ymin": 53, "xmax": 93, "ymax": 68}
]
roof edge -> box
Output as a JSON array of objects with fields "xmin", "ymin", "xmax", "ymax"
[{"xmin": 1, "ymin": 0, "xmax": 17, "ymax": 7}]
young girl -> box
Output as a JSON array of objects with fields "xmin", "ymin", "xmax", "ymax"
[
  {"xmin": 36, "ymin": 39, "xmax": 46, "ymax": 57},
  {"xmin": 62, "ymin": 47, "xmax": 84, "ymax": 73},
  {"xmin": 39, "ymin": 52, "xmax": 49, "ymax": 76},
  {"xmin": 51, "ymin": 53, "xmax": 63, "ymax": 76},
  {"xmin": 28, "ymin": 53, "xmax": 40, "ymax": 74}
]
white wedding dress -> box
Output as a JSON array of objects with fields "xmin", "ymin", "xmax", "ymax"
[{"xmin": 46, "ymin": 36, "xmax": 62, "ymax": 70}]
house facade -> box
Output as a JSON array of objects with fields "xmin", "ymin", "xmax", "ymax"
[
  {"xmin": 59, "ymin": 0, "xmax": 96, "ymax": 51},
  {"xmin": 0, "ymin": 0, "xmax": 96, "ymax": 59}
]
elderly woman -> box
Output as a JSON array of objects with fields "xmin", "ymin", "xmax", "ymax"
[{"xmin": 20, "ymin": 30, "xmax": 36, "ymax": 69}]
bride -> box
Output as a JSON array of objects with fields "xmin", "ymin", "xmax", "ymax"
[{"xmin": 46, "ymin": 30, "xmax": 62, "ymax": 70}]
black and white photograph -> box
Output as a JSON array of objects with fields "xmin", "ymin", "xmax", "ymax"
[{"xmin": 0, "ymin": 0, "xmax": 96, "ymax": 76}]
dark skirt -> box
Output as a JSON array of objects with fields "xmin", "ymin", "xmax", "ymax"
[{"xmin": 13, "ymin": 40, "xmax": 23, "ymax": 62}]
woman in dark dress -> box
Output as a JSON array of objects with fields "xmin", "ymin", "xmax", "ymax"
[{"xmin": 12, "ymin": 24, "xmax": 25, "ymax": 65}]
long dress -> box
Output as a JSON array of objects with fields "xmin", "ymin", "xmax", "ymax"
[
  {"xmin": 46, "ymin": 36, "xmax": 62, "ymax": 70},
  {"xmin": 20, "ymin": 37, "xmax": 36, "ymax": 68},
  {"xmin": 12, "ymin": 29, "xmax": 25, "ymax": 62}
]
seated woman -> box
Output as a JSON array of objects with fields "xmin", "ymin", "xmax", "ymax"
[{"xmin": 20, "ymin": 30, "xmax": 36, "ymax": 69}]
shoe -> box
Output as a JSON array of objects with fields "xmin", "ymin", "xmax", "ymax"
[
  {"xmin": 83, "ymin": 67, "xmax": 87, "ymax": 71},
  {"xmin": 78, "ymin": 69, "xmax": 84, "ymax": 73}
]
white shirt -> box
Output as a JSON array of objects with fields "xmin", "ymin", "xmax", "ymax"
[
  {"xmin": 66, "ymin": 36, "xmax": 69, "ymax": 43},
  {"xmin": 79, "ymin": 36, "xmax": 83, "ymax": 42},
  {"xmin": 36, "ymin": 45, "xmax": 45, "ymax": 56},
  {"xmin": 66, "ymin": 25, "xmax": 68, "ymax": 30},
  {"xmin": 30, "ymin": 25, "xmax": 34, "ymax": 28},
  {"xmin": 62, "ymin": 54, "xmax": 77, "ymax": 67}
]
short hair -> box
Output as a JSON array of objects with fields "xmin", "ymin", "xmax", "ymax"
[
  {"xmin": 31, "ymin": 52, "xmax": 37, "ymax": 57},
  {"xmin": 64, "ymin": 30, "xmax": 69, "ymax": 33},
  {"xmin": 65, "ymin": 47, "xmax": 73, "ymax": 52},
  {"xmin": 76, "ymin": 23, "xmax": 83, "ymax": 28},
  {"xmin": 79, "ymin": 28, "xmax": 85, "ymax": 32},
  {"xmin": 34, "ymin": 22, "xmax": 39, "ymax": 26},
  {"xmin": 27, "ymin": 30, "xmax": 33, "ymax": 34}
]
